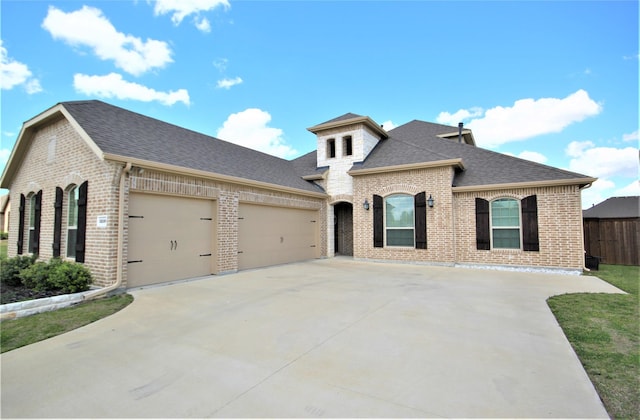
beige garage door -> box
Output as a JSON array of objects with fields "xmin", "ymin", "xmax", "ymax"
[
  {"xmin": 238, "ymin": 204, "xmax": 319, "ymax": 270},
  {"xmin": 127, "ymin": 193, "xmax": 215, "ymax": 288}
]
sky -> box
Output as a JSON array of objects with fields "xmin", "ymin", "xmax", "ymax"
[{"xmin": 1, "ymin": 0, "xmax": 638, "ymax": 209}]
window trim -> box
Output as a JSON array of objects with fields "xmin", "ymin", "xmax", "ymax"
[
  {"xmin": 489, "ymin": 198, "xmax": 522, "ymax": 250},
  {"xmin": 66, "ymin": 185, "xmax": 79, "ymax": 259}
]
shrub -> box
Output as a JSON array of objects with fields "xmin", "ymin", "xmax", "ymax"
[
  {"xmin": 1, "ymin": 254, "xmax": 37, "ymax": 287},
  {"xmin": 48, "ymin": 260, "xmax": 92, "ymax": 293},
  {"xmin": 19, "ymin": 260, "xmax": 57, "ymax": 291},
  {"xmin": 0, "ymin": 231, "xmax": 8, "ymax": 240}
]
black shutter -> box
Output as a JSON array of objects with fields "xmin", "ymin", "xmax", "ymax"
[
  {"xmin": 373, "ymin": 195, "xmax": 383, "ymax": 248},
  {"xmin": 75, "ymin": 181, "xmax": 88, "ymax": 263},
  {"xmin": 475, "ymin": 198, "xmax": 490, "ymax": 250},
  {"xmin": 53, "ymin": 187, "xmax": 63, "ymax": 257},
  {"xmin": 521, "ymin": 195, "xmax": 539, "ymax": 252},
  {"xmin": 17, "ymin": 194, "xmax": 25, "ymax": 255},
  {"xmin": 32, "ymin": 190, "xmax": 42, "ymax": 255},
  {"xmin": 414, "ymin": 192, "xmax": 427, "ymax": 249}
]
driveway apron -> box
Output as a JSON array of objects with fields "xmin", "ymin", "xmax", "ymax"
[{"xmin": 1, "ymin": 259, "xmax": 623, "ymax": 418}]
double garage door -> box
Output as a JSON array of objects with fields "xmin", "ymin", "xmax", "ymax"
[{"xmin": 127, "ymin": 194, "xmax": 319, "ymax": 288}]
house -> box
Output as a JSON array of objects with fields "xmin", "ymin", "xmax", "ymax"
[
  {"xmin": 0, "ymin": 100, "xmax": 596, "ymax": 290},
  {"xmin": 583, "ymin": 196, "xmax": 640, "ymax": 266}
]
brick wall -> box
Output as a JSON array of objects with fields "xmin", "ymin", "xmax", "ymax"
[
  {"xmin": 7, "ymin": 118, "xmax": 121, "ymax": 287},
  {"xmin": 453, "ymin": 185, "xmax": 585, "ymax": 270},
  {"xmin": 353, "ymin": 166, "xmax": 456, "ymax": 263}
]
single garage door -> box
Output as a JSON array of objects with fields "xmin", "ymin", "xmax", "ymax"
[
  {"xmin": 127, "ymin": 193, "xmax": 215, "ymax": 288},
  {"xmin": 238, "ymin": 204, "xmax": 319, "ymax": 270}
]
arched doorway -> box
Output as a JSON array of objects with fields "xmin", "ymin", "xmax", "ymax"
[{"xmin": 334, "ymin": 202, "xmax": 353, "ymax": 256}]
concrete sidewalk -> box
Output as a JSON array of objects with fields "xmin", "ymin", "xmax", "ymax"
[{"xmin": 1, "ymin": 259, "xmax": 623, "ymax": 418}]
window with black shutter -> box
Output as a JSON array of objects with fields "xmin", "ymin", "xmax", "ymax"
[
  {"xmin": 373, "ymin": 195, "xmax": 383, "ymax": 247},
  {"xmin": 53, "ymin": 187, "xmax": 63, "ymax": 257},
  {"xmin": 521, "ymin": 195, "xmax": 539, "ymax": 252},
  {"xmin": 414, "ymin": 192, "xmax": 427, "ymax": 249},
  {"xmin": 17, "ymin": 194, "xmax": 25, "ymax": 255},
  {"xmin": 28, "ymin": 190, "xmax": 42, "ymax": 255},
  {"xmin": 475, "ymin": 198, "xmax": 490, "ymax": 250},
  {"xmin": 75, "ymin": 181, "xmax": 88, "ymax": 263}
]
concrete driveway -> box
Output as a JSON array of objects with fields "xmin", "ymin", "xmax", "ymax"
[{"xmin": 1, "ymin": 258, "xmax": 623, "ymax": 418}]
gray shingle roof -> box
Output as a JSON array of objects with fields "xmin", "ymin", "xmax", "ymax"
[
  {"xmin": 583, "ymin": 196, "xmax": 640, "ymax": 218},
  {"xmin": 62, "ymin": 100, "xmax": 324, "ymax": 194},
  {"xmin": 360, "ymin": 120, "xmax": 593, "ymax": 187},
  {"xmin": 316, "ymin": 113, "xmax": 364, "ymax": 126}
]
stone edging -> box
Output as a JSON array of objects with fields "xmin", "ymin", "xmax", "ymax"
[{"xmin": 0, "ymin": 291, "xmax": 91, "ymax": 321}]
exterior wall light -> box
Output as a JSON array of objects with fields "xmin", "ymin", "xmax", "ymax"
[
  {"xmin": 427, "ymin": 194, "xmax": 435, "ymax": 208},
  {"xmin": 363, "ymin": 199, "xmax": 370, "ymax": 210}
]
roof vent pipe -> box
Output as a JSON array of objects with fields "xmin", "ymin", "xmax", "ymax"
[{"xmin": 458, "ymin": 122, "xmax": 463, "ymax": 143}]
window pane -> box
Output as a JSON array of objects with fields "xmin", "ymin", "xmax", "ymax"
[
  {"xmin": 491, "ymin": 199, "xmax": 519, "ymax": 227},
  {"xmin": 68, "ymin": 187, "xmax": 78, "ymax": 226},
  {"xmin": 493, "ymin": 228, "xmax": 520, "ymax": 249},
  {"xmin": 67, "ymin": 228, "xmax": 77, "ymax": 258},
  {"xmin": 386, "ymin": 195, "xmax": 414, "ymax": 228},
  {"xmin": 387, "ymin": 229, "xmax": 414, "ymax": 246},
  {"xmin": 29, "ymin": 195, "xmax": 36, "ymax": 228}
]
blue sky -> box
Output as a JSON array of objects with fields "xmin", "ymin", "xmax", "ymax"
[{"xmin": 1, "ymin": 0, "xmax": 638, "ymax": 208}]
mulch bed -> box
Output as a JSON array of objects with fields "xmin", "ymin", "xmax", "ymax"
[{"xmin": 0, "ymin": 284, "xmax": 68, "ymax": 305}]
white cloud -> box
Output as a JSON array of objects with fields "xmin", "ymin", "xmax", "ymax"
[
  {"xmin": 0, "ymin": 148, "xmax": 10, "ymax": 166},
  {"xmin": 153, "ymin": 0, "xmax": 229, "ymax": 26},
  {"xmin": 0, "ymin": 41, "xmax": 42, "ymax": 93},
  {"xmin": 582, "ymin": 178, "xmax": 616, "ymax": 209},
  {"xmin": 42, "ymin": 5, "xmax": 173, "ymax": 76},
  {"xmin": 565, "ymin": 140, "xmax": 638, "ymax": 179},
  {"xmin": 216, "ymin": 77, "xmax": 243, "ymax": 89},
  {"xmin": 615, "ymin": 180, "xmax": 640, "ymax": 197},
  {"xmin": 437, "ymin": 90, "xmax": 602, "ymax": 148},
  {"xmin": 213, "ymin": 58, "xmax": 228, "ymax": 72},
  {"xmin": 380, "ymin": 120, "xmax": 397, "ymax": 131},
  {"xmin": 216, "ymin": 108, "xmax": 297, "ymax": 159},
  {"xmin": 74, "ymin": 73, "xmax": 190, "ymax": 106},
  {"xmin": 195, "ymin": 17, "xmax": 211, "ymax": 32},
  {"xmin": 623, "ymin": 130, "xmax": 638, "ymax": 142},
  {"xmin": 436, "ymin": 107, "xmax": 483, "ymax": 126}
]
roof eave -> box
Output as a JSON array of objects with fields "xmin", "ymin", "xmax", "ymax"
[
  {"xmin": 307, "ymin": 116, "xmax": 389, "ymax": 139},
  {"xmin": 104, "ymin": 153, "xmax": 328, "ymax": 199},
  {"xmin": 452, "ymin": 177, "xmax": 598, "ymax": 192},
  {"xmin": 348, "ymin": 159, "xmax": 465, "ymax": 176}
]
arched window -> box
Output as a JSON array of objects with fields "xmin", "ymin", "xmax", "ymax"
[
  {"xmin": 385, "ymin": 194, "xmax": 415, "ymax": 247},
  {"xmin": 28, "ymin": 191, "xmax": 42, "ymax": 255},
  {"xmin": 490, "ymin": 198, "xmax": 520, "ymax": 249}
]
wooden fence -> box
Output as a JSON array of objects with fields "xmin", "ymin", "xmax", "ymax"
[{"xmin": 583, "ymin": 218, "xmax": 640, "ymax": 266}]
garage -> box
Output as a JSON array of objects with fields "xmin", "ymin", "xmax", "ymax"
[
  {"xmin": 238, "ymin": 204, "xmax": 319, "ymax": 270},
  {"xmin": 127, "ymin": 193, "xmax": 216, "ymax": 288}
]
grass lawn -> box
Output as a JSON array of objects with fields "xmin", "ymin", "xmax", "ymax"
[
  {"xmin": 548, "ymin": 265, "xmax": 640, "ymax": 419},
  {"xmin": 0, "ymin": 239, "xmax": 7, "ymax": 258},
  {"xmin": 0, "ymin": 294, "xmax": 133, "ymax": 353}
]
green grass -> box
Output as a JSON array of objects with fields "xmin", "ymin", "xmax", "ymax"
[
  {"xmin": 0, "ymin": 294, "xmax": 133, "ymax": 353},
  {"xmin": 0, "ymin": 239, "xmax": 7, "ymax": 259},
  {"xmin": 548, "ymin": 265, "xmax": 640, "ymax": 419}
]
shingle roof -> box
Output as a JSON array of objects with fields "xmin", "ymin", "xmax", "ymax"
[
  {"xmin": 583, "ymin": 196, "xmax": 640, "ymax": 218},
  {"xmin": 61, "ymin": 101, "xmax": 324, "ymax": 194},
  {"xmin": 359, "ymin": 120, "xmax": 593, "ymax": 187},
  {"xmin": 316, "ymin": 113, "xmax": 364, "ymax": 126}
]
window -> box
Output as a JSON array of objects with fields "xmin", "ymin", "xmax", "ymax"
[
  {"xmin": 28, "ymin": 195, "xmax": 37, "ymax": 252},
  {"xmin": 490, "ymin": 198, "xmax": 521, "ymax": 249},
  {"xmin": 385, "ymin": 194, "xmax": 415, "ymax": 247},
  {"xmin": 67, "ymin": 186, "xmax": 79, "ymax": 258},
  {"xmin": 343, "ymin": 135, "xmax": 352, "ymax": 156},
  {"xmin": 327, "ymin": 138, "xmax": 336, "ymax": 158}
]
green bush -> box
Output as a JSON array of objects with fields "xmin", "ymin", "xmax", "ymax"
[
  {"xmin": 1, "ymin": 254, "xmax": 37, "ymax": 287},
  {"xmin": 19, "ymin": 260, "xmax": 57, "ymax": 291},
  {"xmin": 48, "ymin": 260, "xmax": 92, "ymax": 293},
  {"xmin": 0, "ymin": 231, "xmax": 8, "ymax": 240}
]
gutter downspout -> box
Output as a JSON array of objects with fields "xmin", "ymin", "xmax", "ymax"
[
  {"xmin": 84, "ymin": 162, "xmax": 132, "ymax": 300},
  {"xmin": 579, "ymin": 181, "xmax": 594, "ymax": 272}
]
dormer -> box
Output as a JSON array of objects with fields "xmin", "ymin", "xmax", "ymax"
[
  {"xmin": 436, "ymin": 122, "xmax": 476, "ymax": 146},
  {"xmin": 308, "ymin": 113, "xmax": 389, "ymax": 168}
]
